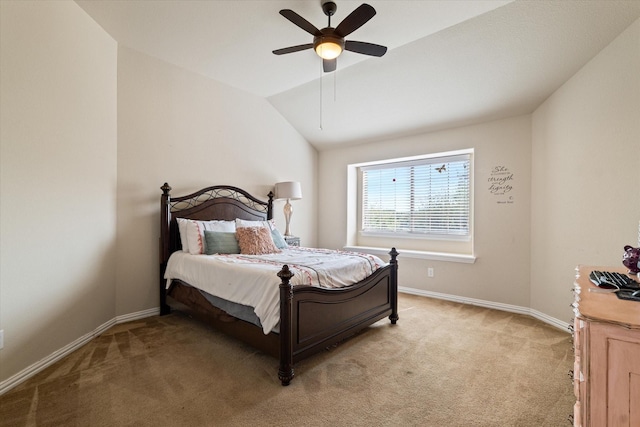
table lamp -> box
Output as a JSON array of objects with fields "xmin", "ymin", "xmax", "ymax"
[{"xmin": 274, "ymin": 181, "xmax": 302, "ymax": 236}]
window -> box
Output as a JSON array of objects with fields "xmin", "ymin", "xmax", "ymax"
[
  {"xmin": 346, "ymin": 149, "xmax": 473, "ymax": 259},
  {"xmin": 361, "ymin": 153, "xmax": 471, "ymax": 238}
]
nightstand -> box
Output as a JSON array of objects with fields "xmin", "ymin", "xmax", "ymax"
[{"xmin": 284, "ymin": 236, "xmax": 300, "ymax": 247}]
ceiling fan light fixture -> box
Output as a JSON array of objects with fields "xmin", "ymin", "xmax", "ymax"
[
  {"xmin": 274, "ymin": 3, "xmax": 386, "ymax": 72},
  {"xmin": 314, "ymin": 29, "xmax": 344, "ymax": 59},
  {"xmin": 315, "ymin": 40, "xmax": 343, "ymax": 59}
]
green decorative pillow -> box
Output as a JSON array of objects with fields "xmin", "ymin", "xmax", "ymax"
[
  {"xmin": 204, "ymin": 231, "xmax": 240, "ymax": 255},
  {"xmin": 271, "ymin": 228, "xmax": 288, "ymax": 249}
]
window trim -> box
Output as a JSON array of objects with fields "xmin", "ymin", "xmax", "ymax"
[
  {"xmin": 347, "ymin": 148, "xmax": 474, "ymax": 257},
  {"xmin": 343, "ymin": 245, "xmax": 477, "ymax": 263}
]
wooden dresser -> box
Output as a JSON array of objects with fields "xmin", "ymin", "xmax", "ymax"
[{"xmin": 572, "ymin": 265, "xmax": 640, "ymax": 426}]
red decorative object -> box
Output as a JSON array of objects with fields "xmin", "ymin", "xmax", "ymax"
[{"xmin": 622, "ymin": 245, "xmax": 640, "ymax": 274}]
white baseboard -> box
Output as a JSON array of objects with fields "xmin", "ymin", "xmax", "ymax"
[
  {"xmin": 0, "ymin": 307, "xmax": 159, "ymax": 396},
  {"xmin": 115, "ymin": 307, "xmax": 160, "ymax": 324},
  {"xmin": 399, "ymin": 286, "xmax": 571, "ymax": 332}
]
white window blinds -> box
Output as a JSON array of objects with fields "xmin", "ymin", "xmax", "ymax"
[{"xmin": 361, "ymin": 154, "xmax": 470, "ymax": 237}]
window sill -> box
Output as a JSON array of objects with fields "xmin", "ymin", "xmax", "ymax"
[{"xmin": 343, "ymin": 245, "xmax": 476, "ymax": 263}]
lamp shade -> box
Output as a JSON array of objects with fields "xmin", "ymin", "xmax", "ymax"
[
  {"xmin": 275, "ymin": 181, "xmax": 302, "ymax": 201},
  {"xmin": 315, "ymin": 41, "xmax": 342, "ymax": 59},
  {"xmin": 313, "ymin": 31, "xmax": 344, "ymax": 60}
]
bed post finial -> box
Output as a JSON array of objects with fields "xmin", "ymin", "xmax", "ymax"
[
  {"xmin": 267, "ymin": 191, "xmax": 274, "ymax": 220},
  {"xmin": 277, "ymin": 265, "xmax": 295, "ymax": 386},
  {"xmin": 389, "ymin": 247, "xmax": 399, "ymax": 325},
  {"xmin": 161, "ymin": 182, "xmax": 172, "ymax": 196}
]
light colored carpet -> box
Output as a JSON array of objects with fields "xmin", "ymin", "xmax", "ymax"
[{"xmin": 0, "ymin": 294, "xmax": 574, "ymax": 426}]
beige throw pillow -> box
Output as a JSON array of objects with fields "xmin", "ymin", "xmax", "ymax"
[{"xmin": 235, "ymin": 226, "xmax": 280, "ymax": 255}]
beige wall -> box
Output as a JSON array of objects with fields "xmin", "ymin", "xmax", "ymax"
[
  {"xmin": 318, "ymin": 115, "xmax": 533, "ymax": 307},
  {"xmin": 531, "ymin": 19, "xmax": 640, "ymax": 321},
  {"xmin": 115, "ymin": 47, "xmax": 317, "ymax": 316},
  {"xmin": 0, "ymin": 1, "xmax": 117, "ymax": 384}
]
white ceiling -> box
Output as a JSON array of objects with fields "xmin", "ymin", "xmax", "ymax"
[{"xmin": 76, "ymin": 0, "xmax": 640, "ymax": 150}]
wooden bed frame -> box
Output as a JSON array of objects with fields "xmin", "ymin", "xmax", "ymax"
[{"xmin": 159, "ymin": 183, "xmax": 399, "ymax": 385}]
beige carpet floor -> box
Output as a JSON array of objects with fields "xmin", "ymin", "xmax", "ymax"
[{"xmin": 0, "ymin": 294, "xmax": 574, "ymax": 426}]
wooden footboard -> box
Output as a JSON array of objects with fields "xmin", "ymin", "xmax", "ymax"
[{"xmin": 277, "ymin": 248, "xmax": 399, "ymax": 386}]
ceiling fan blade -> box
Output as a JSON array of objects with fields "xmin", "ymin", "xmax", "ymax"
[
  {"xmin": 334, "ymin": 3, "xmax": 376, "ymax": 37},
  {"xmin": 323, "ymin": 58, "xmax": 337, "ymax": 73},
  {"xmin": 279, "ymin": 9, "xmax": 321, "ymax": 36},
  {"xmin": 273, "ymin": 44, "xmax": 314, "ymax": 55},
  {"xmin": 345, "ymin": 40, "xmax": 387, "ymax": 57}
]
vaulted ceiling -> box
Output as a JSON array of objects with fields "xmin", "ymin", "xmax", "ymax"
[{"xmin": 76, "ymin": 1, "xmax": 640, "ymax": 150}]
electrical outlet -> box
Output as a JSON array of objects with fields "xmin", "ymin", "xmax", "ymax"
[
  {"xmin": 0, "ymin": 329, "xmax": 4, "ymax": 350},
  {"xmin": 428, "ymin": 268, "xmax": 434, "ymax": 278}
]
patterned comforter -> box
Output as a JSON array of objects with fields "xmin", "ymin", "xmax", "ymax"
[{"xmin": 164, "ymin": 247, "xmax": 385, "ymax": 334}]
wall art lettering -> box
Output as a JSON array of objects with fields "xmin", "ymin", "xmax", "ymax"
[{"xmin": 488, "ymin": 165, "xmax": 514, "ymax": 204}]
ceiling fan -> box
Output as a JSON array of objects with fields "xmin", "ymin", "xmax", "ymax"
[{"xmin": 273, "ymin": 1, "xmax": 387, "ymax": 73}]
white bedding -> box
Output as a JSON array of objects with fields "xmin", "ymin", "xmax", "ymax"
[{"xmin": 164, "ymin": 247, "xmax": 386, "ymax": 334}]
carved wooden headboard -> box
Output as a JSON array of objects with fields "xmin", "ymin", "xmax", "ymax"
[{"xmin": 160, "ymin": 182, "xmax": 274, "ymax": 262}]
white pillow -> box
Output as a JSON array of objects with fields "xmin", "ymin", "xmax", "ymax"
[
  {"xmin": 235, "ymin": 218, "xmax": 276, "ymax": 231},
  {"xmin": 179, "ymin": 218, "xmax": 236, "ymax": 255},
  {"xmin": 176, "ymin": 218, "xmax": 190, "ymax": 252}
]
